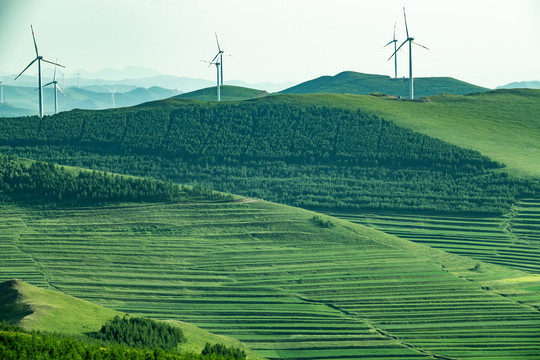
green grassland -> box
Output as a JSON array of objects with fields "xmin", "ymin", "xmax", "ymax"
[
  {"xmin": 324, "ymin": 197, "xmax": 540, "ymax": 274},
  {"xmin": 1, "ymin": 197, "xmax": 539, "ymax": 359},
  {"xmin": 279, "ymin": 71, "xmax": 489, "ymax": 98}
]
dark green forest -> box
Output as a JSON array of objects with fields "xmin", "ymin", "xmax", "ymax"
[
  {"xmin": 0, "ymin": 154, "xmax": 231, "ymax": 205},
  {"xmin": 88, "ymin": 316, "xmax": 185, "ymax": 351},
  {"xmin": 0, "ymin": 102, "xmax": 537, "ymax": 213}
]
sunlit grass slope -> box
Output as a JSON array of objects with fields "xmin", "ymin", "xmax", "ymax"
[
  {"xmin": 0, "ymin": 279, "xmax": 264, "ymax": 359},
  {"xmin": 255, "ymin": 89, "xmax": 540, "ymax": 177},
  {"xmin": 1, "ymin": 198, "xmax": 539, "ymax": 359},
  {"xmin": 326, "ymin": 197, "xmax": 540, "ymax": 274}
]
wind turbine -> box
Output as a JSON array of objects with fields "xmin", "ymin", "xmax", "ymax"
[
  {"xmin": 383, "ymin": 22, "xmax": 398, "ymax": 79},
  {"xmin": 389, "ymin": 8, "xmax": 429, "ymax": 99},
  {"xmin": 213, "ymin": 32, "xmax": 225, "ymax": 87},
  {"xmin": 106, "ymin": 87, "xmax": 117, "ymax": 108},
  {"xmin": 14, "ymin": 25, "xmax": 65, "ymax": 118},
  {"xmin": 0, "ymin": 76, "xmax": 4, "ymax": 104},
  {"xmin": 43, "ymin": 61, "xmax": 65, "ymax": 115}
]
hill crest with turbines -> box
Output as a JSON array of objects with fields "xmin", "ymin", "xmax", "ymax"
[{"xmin": 280, "ymin": 71, "xmax": 489, "ymax": 98}]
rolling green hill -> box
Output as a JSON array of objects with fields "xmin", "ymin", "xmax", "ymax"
[
  {"xmin": 252, "ymin": 89, "xmax": 540, "ymax": 178},
  {"xmin": 1, "ymin": 192, "xmax": 539, "ymax": 359},
  {"xmin": 0, "ymin": 279, "xmax": 263, "ymax": 358},
  {"xmin": 1, "ymin": 100, "xmax": 537, "ymax": 215},
  {"xmin": 280, "ymin": 71, "xmax": 489, "ymax": 98},
  {"xmin": 174, "ymin": 85, "xmax": 268, "ymax": 102}
]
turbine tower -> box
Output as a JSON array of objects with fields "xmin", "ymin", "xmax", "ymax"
[
  {"xmin": 383, "ymin": 22, "xmax": 398, "ymax": 79},
  {"xmin": 201, "ymin": 60, "xmax": 221, "ymax": 102},
  {"xmin": 106, "ymin": 87, "xmax": 117, "ymax": 108},
  {"xmin": 43, "ymin": 60, "xmax": 65, "ymax": 115},
  {"xmin": 14, "ymin": 25, "xmax": 65, "ymax": 118},
  {"xmin": 389, "ymin": 8, "xmax": 429, "ymax": 99}
]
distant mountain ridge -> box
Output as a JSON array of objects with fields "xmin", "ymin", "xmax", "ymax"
[
  {"xmin": 0, "ymin": 85, "xmax": 175, "ymax": 117},
  {"xmin": 497, "ymin": 80, "xmax": 540, "ymax": 89},
  {"xmin": 281, "ymin": 71, "xmax": 490, "ymax": 98}
]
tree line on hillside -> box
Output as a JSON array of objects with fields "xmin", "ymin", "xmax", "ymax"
[
  {"xmin": 0, "ymin": 103, "xmax": 537, "ymax": 213},
  {"xmin": 0, "ymin": 154, "xmax": 231, "ymax": 205}
]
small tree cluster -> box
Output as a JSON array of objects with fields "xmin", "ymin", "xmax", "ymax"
[
  {"xmin": 201, "ymin": 343, "xmax": 246, "ymax": 360},
  {"xmin": 88, "ymin": 316, "xmax": 185, "ymax": 351}
]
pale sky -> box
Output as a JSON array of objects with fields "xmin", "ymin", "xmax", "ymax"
[{"xmin": 1, "ymin": 0, "xmax": 539, "ymax": 88}]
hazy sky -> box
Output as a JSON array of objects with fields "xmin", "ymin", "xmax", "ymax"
[{"xmin": 1, "ymin": 0, "xmax": 539, "ymax": 88}]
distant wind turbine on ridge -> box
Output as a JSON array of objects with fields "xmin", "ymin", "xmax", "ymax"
[
  {"xmin": 106, "ymin": 87, "xmax": 117, "ymax": 108},
  {"xmin": 0, "ymin": 76, "xmax": 4, "ymax": 104},
  {"xmin": 202, "ymin": 32, "xmax": 231, "ymax": 102},
  {"xmin": 383, "ymin": 22, "xmax": 398, "ymax": 79},
  {"xmin": 43, "ymin": 60, "xmax": 66, "ymax": 115},
  {"xmin": 389, "ymin": 8, "xmax": 429, "ymax": 99},
  {"xmin": 14, "ymin": 25, "xmax": 65, "ymax": 118}
]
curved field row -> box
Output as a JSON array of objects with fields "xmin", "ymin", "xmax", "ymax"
[
  {"xmin": 327, "ymin": 200, "xmax": 540, "ymax": 274},
  {"xmin": 0, "ymin": 201, "xmax": 539, "ymax": 359}
]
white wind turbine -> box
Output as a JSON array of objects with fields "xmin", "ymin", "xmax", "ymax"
[
  {"xmin": 43, "ymin": 60, "xmax": 65, "ymax": 115},
  {"xmin": 383, "ymin": 22, "xmax": 398, "ymax": 79},
  {"xmin": 202, "ymin": 32, "xmax": 230, "ymax": 102},
  {"xmin": 14, "ymin": 25, "xmax": 65, "ymax": 118},
  {"xmin": 106, "ymin": 87, "xmax": 117, "ymax": 108},
  {"xmin": 389, "ymin": 8, "xmax": 429, "ymax": 99}
]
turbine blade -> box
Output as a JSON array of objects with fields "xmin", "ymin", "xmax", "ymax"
[
  {"xmin": 393, "ymin": 22, "xmax": 396, "ymax": 41},
  {"xmin": 403, "ymin": 7, "xmax": 409, "ymax": 39},
  {"xmin": 41, "ymin": 58, "xmax": 65, "ymax": 67},
  {"xmin": 53, "ymin": 59, "xmax": 58, "ymax": 81},
  {"xmin": 31, "ymin": 25, "xmax": 39, "ymax": 56},
  {"xmin": 383, "ymin": 40, "xmax": 394, "ymax": 48},
  {"xmin": 388, "ymin": 40, "xmax": 408, "ymax": 61},
  {"xmin": 215, "ymin": 31, "xmax": 221, "ymax": 52},
  {"xmin": 14, "ymin": 58, "xmax": 38, "ymax": 80},
  {"xmin": 211, "ymin": 52, "xmax": 220, "ymax": 63},
  {"xmin": 201, "ymin": 59, "xmax": 215, "ymax": 68},
  {"xmin": 57, "ymin": 84, "xmax": 65, "ymax": 95},
  {"xmin": 43, "ymin": 81, "xmax": 54, "ymax": 87},
  {"xmin": 413, "ymin": 41, "xmax": 430, "ymax": 50}
]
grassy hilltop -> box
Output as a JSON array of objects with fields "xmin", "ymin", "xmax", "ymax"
[
  {"xmin": 174, "ymin": 85, "xmax": 268, "ymax": 102},
  {"xmin": 280, "ymin": 71, "xmax": 489, "ymax": 98}
]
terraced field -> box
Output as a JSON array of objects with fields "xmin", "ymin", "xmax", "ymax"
[
  {"xmin": 1, "ymin": 200, "xmax": 539, "ymax": 359},
  {"xmin": 326, "ymin": 198, "xmax": 540, "ymax": 274}
]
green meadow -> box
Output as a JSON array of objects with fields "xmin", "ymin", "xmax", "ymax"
[{"xmin": 1, "ymin": 197, "xmax": 539, "ymax": 359}]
